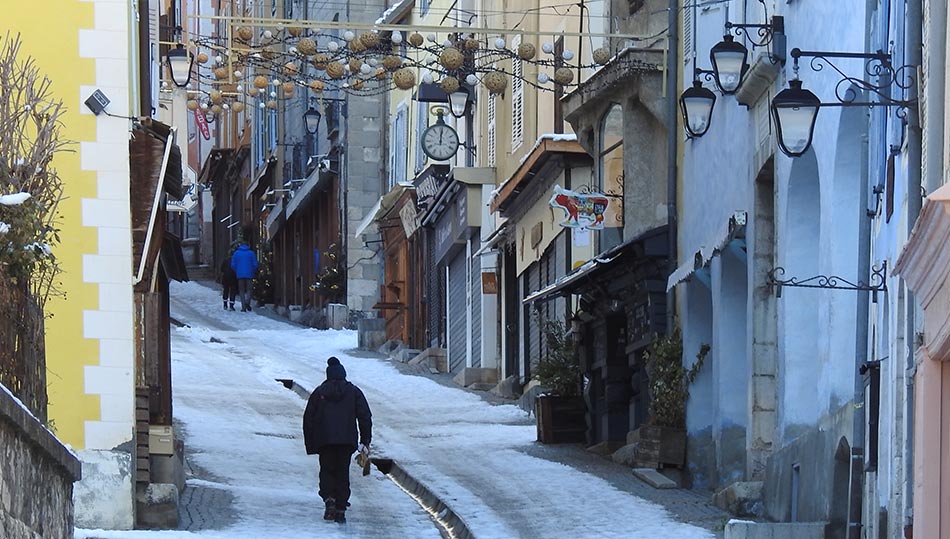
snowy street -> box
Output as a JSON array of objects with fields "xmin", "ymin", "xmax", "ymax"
[{"xmin": 77, "ymin": 281, "xmax": 722, "ymax": 539}]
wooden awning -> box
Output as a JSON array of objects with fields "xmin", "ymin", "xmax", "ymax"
[{"xmin": 489, "ymin": 136, "xmax": 589, "ymax": 214}]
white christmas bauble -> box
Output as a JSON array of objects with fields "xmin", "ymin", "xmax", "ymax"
[
  {"xmin": 494, "ymin": 37, "xmax": 506, "ymax": 49},
  {"xmin": 200, "ymin": 102, "xmax": 209, "ymax": 109},
  {"xmin": 215, "ymin": 55, "xmax": 223, "ymax": 64},
  {"xmin": 538, "ymin": 73, "xmax": 550, "ymax": 83},
  {"xmin": 542, "ymin": 42, "xmax": 554, "ymax": 54},
  {"xmin": 562, "ymin": 50, "xmax": 575, "ymax": 61},
  {"xmin": 236, "ymin": 84, "xmax": 244, "ymax": 92},
  {"xmin": 343, "ymin": 30, "xmax": 355, "ymax": 41},
  {"xmin": 369, "ymin": 58, "xmax": 379, "ymax": 66},
  {"xmin": 328, "ymin": 41, "xmax": 340, "ymax": 52},
  {"xmin": 466, "ymin": 74, "xmax": 478, "ymax": 86},
  {"xmin": 222, "ymin": 103, "xmax": 230, "ymax": 110},
  {"xmin": 360, "ymin": 63, "xmax": 372, "ymax": 74},
  {"xmin": 270, "ymin": 91, "xmax": 277, "ymax": 98},
  {"xmin": 259, "ymin": 102, "xmax": 266, "ymax": 109},
  {"xmin": 422, "ymin": 71, "xmax": 434, "ymax": 84},
  {"xmin": 272, "ymin": 78, "xmax": 280, "ymax": 86},
  {"xmin": 427, "ymin": 33, "xmax": 437, "ymax": 42},
  {"xmin": 234, "ymin": 70, "xmax": 243, "ymax": 78},
  {"xmin": 263, "ymin": 30, "xmax": 273, "ymax": 39},
  {"xmin": 392, "ymin": 31, "xmax": 403, "ymax": 44},
  {"xmin": 289, "ymin": 47, "xmax": 298, "ymax": 55},
  {"xmin": 161, "ymin": 81, "xmax": 169, "ymax": 88},
  {"xmin": 443, "ymin": 39, "xmax": 453, "ymax": 49}
]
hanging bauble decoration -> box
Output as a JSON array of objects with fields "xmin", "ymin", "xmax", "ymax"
[
  {"xmin": 200, "ymin": 101, "xmax": 209, "ymax": 110},
  {"xmin": 538, "ymin": 72, "xmax": 550, "ymax": 84},
  {"xmin": 392, "ymin": 31, "xmax": 404, "ymax": 44},
  {"xmin": 343, "ymin": 30, "xmax": 356, "ymax": 41},
  {"xmin": 266, "ymin": 100, "xmax": 278, "ymax": 110},
  {"xmin": 209, "ymin": 90, "xmax": 223, "ymax": 104},
  {"xmin": 376, "ymin": 68, "xmax": 388, "ymax": 80},
  {"xmin": 408, "ymin": 33, "xmax": 424, "ymax": 47},
  {"xmin": 196, "ymin": 52, "xmax": 209, "ymax": 64},
  {"xmin": 464, "ymin": 38, "xmax": 480, "ymax": 51},
  {"xmin": 562, "ymin": 50, "xmax": 575, "ymax": 61},
  {"xmin": 439, "ymin": 48, "xmax": 464, "ymax": 70},
  {"xmin": 327, "ymin": 41, "xmax": 340, "ymax": 52},
  {"xmin": 554, "ymin": 67, "xmax": 575, "ymax": 85},
  {"xmin": 440, "ymin": 76, "xmax": 460, "ymax": 94},
  {"xmin": 248, "ymin": 87, "xmax": 260, "ymax": 97},
  {"xmin": 348, "ymin": 58, "xmax": 363, "ymax": 74},
  {"xmin": 360, "ymin": 63, "xmax": 373, "ymax": 75},
  {"xmin": 261, "ymin": 46, "xmax": 277, "ymax": 60},
  {"xmin": 297, "ymin": 38, "xmax": 317, "ymax": 56},
  {"xmin": 542, "ymin": 42, "xmax": 555, "ymax": 54},
  {"xmin": 237, "ymin": 27, "xmax": 253, "ymax": 41},
  {"xmin": 592, "ymin": 47, "xmax": 611, "ymax": 65},
  {"xmin": 312, "ymin": 53, "xmax": 329, "ymax": 70},
  {"xmin": 253, "ymin": 75, "xmax": 269, "ymax": 89},
  {"xmin": 213, "ymin": 67, "xmax": 230, "ymax": 80},
  {"xmin": 494, "ymin": 37, "xmax": 506, "ymax": 49},
  {"xmin": 382, "ymin": 55, "xmax": 402, "ymax": 70},
  {"xmin": 186, "ymin": 99, "xmax": 199, "ymax": 111},
  {"xmin": 282, "ymin": 82, "xmax": 296, "ymax": 96},
  {"xmin": 348, "ymin": 39, "xmax": 366, "ymax": 53},
  {"xmin": 284, "ymin": 62, "xmax": 299, "ymax": 76},
  {"xmin": 222, "ymin": 103, "xmax": 231, "ymax": 111},
  {"xmin": 360, "ymin": 32, "xmax": 380, "ymax": 48},
  {"xmin": 351, "ymin": 79, "xmax": 365, "ymax": 91},
  {"xmin": 393, "ymin": 68, "xmax": 416, "ymax": 90},
  {"xmin": 422, "ymin": 71, "xmax": 434, "ymax": 84},
  {"xmin": 309, "ymin": 80, "xmax": 325, "ymax": 93},
  {"xmin": 518, "ymin": 42, "xmax": 537, "ymax": 60},
  {"xmin": 483, "ymin": 70, "xmax": 508, "ymax": 94},
  {"xmin": 210, "ymin": 104, "xmax": 223, "ymax": 114},
  {"xmin": 287, "ymin": 26, "xmax": 303, "ymax": 37},
  {"xmin": 232, "ymin": 102, "xmax": 246, "ymax": 113},
  {"xmin": 466, "ymin": 74, "xmax": 479, "ymax": 86},
  {"xmin": 233, "ymin": 70, "xmax": 243, "ymax": 79},
  {"xmin": 326, "ymin": 62, "xmax": 346, "ymax": 79}
]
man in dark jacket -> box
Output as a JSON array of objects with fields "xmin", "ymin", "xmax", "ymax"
[
  {"xmin": 303, "ymin": 357, "xmax": 372, "ymax": 524},
  {"xmin": 219, "ymin": 256, "xmax": 238, "ymax": 311},
  {"xmin": 229, "ymin": 243, "xmax": 259, "ymax": 312}
]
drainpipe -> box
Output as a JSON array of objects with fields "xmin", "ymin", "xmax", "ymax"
[
  {"xmin": 665, "ymin": 0, "xmax": 679, "ymax": 335},
  {"xmin": 903, "ymin": 0, "xmax": 923, "ymax": 531}
]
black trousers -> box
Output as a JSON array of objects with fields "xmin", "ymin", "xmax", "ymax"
[
  {"xmin": 318, "ymin": 445, "xmax": 353, "ymax": 510},
  {"xmin": 222, "ymin": 282, "xmax": 237, "ymax": 303}
]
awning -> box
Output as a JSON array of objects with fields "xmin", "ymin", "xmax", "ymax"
[
  {"xmin": 160, "ymin": 232, "xmax": 189, "ymax": 282},
  {"xmin": 490, "ymin": 135, "xmax": 589, "ymax": 214},
  {"xmin": 472, "ymin": 223, "xmax": 509, "ymax": 257},
  {"xmin": 523, "ymin": 225, "xmax": 667, "ymax": 305},
  {"xmin": 354, "ymin": 182, "xmax": 413, "ymax": 238},
  {"xmin": 265, "ymin": 198, "xmax": 285, "ymax": 241},
  {"xmin": 666, "ymin": 211, "xmax": 748, "ymax": 291},
  {"xmin": 285, "ymin": 165, "xmax": 334, "ymax": 221},
  {"xmin": 246, "ymin": 157, "xmax": 276, "ymax": 200}
]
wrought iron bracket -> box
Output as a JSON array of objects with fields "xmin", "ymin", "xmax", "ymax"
[
  {"xmin": 767, "ymin": 261, "xmax": 888, "ymax": 303},
  {"xmin": 725, "ymin": 16, "xmax": 784, "ymax": 51},
  {"xmin": 790, "ymin": 48, "xmax": 917, "ymax": 112}
]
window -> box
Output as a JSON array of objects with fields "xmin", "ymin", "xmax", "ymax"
[
  {"xmin": 486, "ymin": 93, "xmax": 496, "ymax": 167},
  {"xmin": 415, "ymin": 102, "xmax": 429, "ymax": 173},
  {"xmin": 511, "ymin": 36, "xmax": 525, "ymax": 150},
  {"xmin": 389, "ymin": 105, "xmax": 408, "ymax": 188},
  {"xmin": 598, "ymin": 104, "xmax": 624, "ymax": 252},
  {"xmin": 420, "ymin": 0, "xmax": 430, "ymax": 16}
]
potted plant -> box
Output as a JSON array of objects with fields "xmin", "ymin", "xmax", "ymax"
[
  {"xmin": 533, "ymin": 319, "xmax": 586, "ymax": 444},
  {"xmin": 633, "ymin": 328, "xmax": 709, "ymax": 467}
]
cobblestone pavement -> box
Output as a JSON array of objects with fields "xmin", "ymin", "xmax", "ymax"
[{"xmin": 175, "ymin": 421, "xmax": 238, "ymax": 532}]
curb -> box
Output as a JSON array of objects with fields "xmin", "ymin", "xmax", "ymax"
[{"xmin": 286, "ymin": 379, "xmax": 474, "ymax": 539}]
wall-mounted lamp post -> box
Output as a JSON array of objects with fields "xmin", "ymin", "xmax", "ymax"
[
  {"xmin": 167, "ymin": 43, "xmax": 194, "ymax": 88},
  {"xmin": 679, "ymin": 79, "xmax": 717, "ymax": 138}
]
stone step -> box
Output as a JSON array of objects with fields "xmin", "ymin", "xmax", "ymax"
[{"xmin": 632, "ymin": 468, "xmax": 677, "ymax": 489}]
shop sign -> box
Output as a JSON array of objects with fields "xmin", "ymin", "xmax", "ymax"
[
  {"xmin": 549, "ymin": 184, "xmax": 610, "ymax": 230},
  {"xmin": 399, "ymin": 201, "xmax": 419, "ymax": 237}
]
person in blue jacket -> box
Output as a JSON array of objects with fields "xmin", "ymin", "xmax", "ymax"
[{"xmin": 229, "ymin": 243, "xmax": 259, "ymax": 312}]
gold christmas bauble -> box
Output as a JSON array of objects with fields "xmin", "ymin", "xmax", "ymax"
[
  {"xmin": 517, "ymin": 42, "xmax": 537, "ymax": 60},
  {"xmin": 312, "ymin": 53, "xmax": 329, "ymax": 70},
  {"xmin": 554, "ymin": 67, "xmax": 575, "ymax": 85},
  {"xmin": 210, "ymin": 104, "xmax": 223, "ymax": 114},
  {"xmin": 284, "ymin": 62, "xmax": 299, "ymax": 76},
  {"xmin": 287, "ymin": 26, "xmax": 303, "ymax": 37},
  {"xmin": 439, "ymin": 48, "xmax": 464, "ymax": 70},
  {"xmin": 261, "ymin": 46, "xmax": 277, "ymax": 60},
  {"xmin": 360, "ymin": 32, "xmax": 380, "ymax": 48},
  {"xmin": 483, "ymin": 70, "xmax": 507, "ymax": 94},
  {"xmin": 440, "ymin": 76, "xmax": 460, "ymax": 94},
  {"xmin": 196, "ymin": 52, "xmax": 209, "ymax": 64},
  {"xmin": 248, "ymin": 87, "xmax": 260, "ymax": 97},
  {"xmin": 349, "ymin": 58, "xmax": 363, "ymax": 74},
  {"xmin": 297, "ymin": 38, "xmax": 317, "ymax": 56},
  {"xmin": 237, "ymin": 27, "xmax": 253, "ymax": 41},
  {"xmin": 464, "ymin": 38, "xmax": 480, "ymax": 51},
  {"xmin": 232, "ymin": 102, "xmax": 246, "ymax": 113},
  {"xmin": 376, "ymin": 68, "xmax": 388, "ymax": 80},
  {"xmin": 209, "ymin": 90, "xmax": 223, "ymax": 104},
  {"xmin": 348, "ymin": 39, "xmax": 365, "ymax": 53},
  {"xmin": 309, "ymin": 80, "xmax": 325, "ymax": 93},
  {"xmin": 326, "ymin": 62, "xmax": 345, "ymax": 79},
  {"xmin": 253, "ymin": 75, "xmax": 269, "ymax": 89},
  {"xmin": 393, "ymin": 68, "xmax": 416, "ymax": 90},
  {"xmin": 592, "ymin": 47, "xmax": 611, "ymax": 65},
  {"xmin": 351, "ymin": 79, "xmax": 364, "ymax": 91},
  {"xmin": 282, "ymin": 82, "xmax": 296, "ymax": 96},
  {"xmin": 408, "ymin": 33, "xmax": 424, "ymax": 47},
  {"xmin": 213, "ymin": 67, "xmax": 229, "ymax": 80},
  {"xmin": 186, "ymin": 99, "xmax": 199, "ymax": 111},
  {"xmin": 382, "ymin": 55, "xmax": 402, "ymax": 70},
  {"xmin": 266, "ymin": 100, "xmax": 278, "ymax": 110}
]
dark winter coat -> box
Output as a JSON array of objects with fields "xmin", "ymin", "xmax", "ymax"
[
  {"xmin": 230, "ymin": 244, "xmax": 259, "ymax": 279},
  {"xmin": 303, "ymin": 380, "xmax": 372, "ymax": 455},
  {"xmin": 220, "ymin": 258, "xmax": 238, "ymax": 288}
]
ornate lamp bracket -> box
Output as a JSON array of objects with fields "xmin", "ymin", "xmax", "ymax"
[
  {"xmin": 723, "ymin": 0, "xmax": 785, "ymax": 61},
  {"xmin": 767, "ymin": 261, "xmax": 888, "ymax": 303},
  {"xmin": 790, "ymin": 48, "xmax": 917, "ymax": 113}
]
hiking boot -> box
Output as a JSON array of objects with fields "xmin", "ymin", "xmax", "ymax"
[
  {"xmin": 334, "ymin": 510, "xmax": 346, "ymax": 524},
  {"xmin": 229, "ymin": 303, "xmax": 235, "ymax": 311},
  {"xmin": 323, "ymin": 498, "xmax": 336, "ymax": 521},
  {"xmin": 223, "ymin": 301, "xmax": 228, "ymax": 310}
]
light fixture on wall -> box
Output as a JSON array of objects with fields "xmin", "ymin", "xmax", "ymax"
[
  {"xmin": 771, "ymin": 48, "xmax": 916, "ymax": 157},
  {"xmin": 166, "ymin": 38, "xmax": 194, "ymax": 88},
  {"xmin": 679, "ymin": 77, "xmax": 717, "ymax": 138},
  {"xmin": 448, "ymin": 86, "xmax": 471, "ymax": 118},
  {"xmin": 304, "ymin": 105, "xmax": 321, "ymax": 135},
  {"xmin": 709, "ymin": 35, "xmax": 749, "ymax": 95}
]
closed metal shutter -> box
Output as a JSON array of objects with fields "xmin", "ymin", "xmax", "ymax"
[
  {"xmin": 427, "ymin": 231, "xmax": 442, "ymax": 347},
  {"xmin": 470, "ymin": 236, "xmax": 482, "ymax": 368},
  {"xmin": 526, "ymin": 262, "xmax": 540, "ymax": 373},
  {"xmin": 554, "ymin": 231, "xmax": 568, "ymax": 320},
  {"xmin": 448, "ymin": 253, "xmax": 467, "ymax": 373}
]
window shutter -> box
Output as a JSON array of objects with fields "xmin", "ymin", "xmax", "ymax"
[
  {"xmin": 511, "ymin": 36, "xmax": 525, "ymax": 150},
  {"xmin": 487, "ymin": 93, "xmax": 497, "ymax": 167},
  {"xmin": 415, "ymin": 102, "xmax": 428, "ymax": 173},
  {"xmin": 683, "ymin": 0, "xmax": 694, "ymax": 65}
]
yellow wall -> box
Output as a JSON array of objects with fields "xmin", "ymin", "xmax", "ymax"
[{"xmin": 5, "ymin": 2, "xmax": 136, "ymax": 450}]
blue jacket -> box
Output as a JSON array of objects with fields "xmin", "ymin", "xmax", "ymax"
[{"xmin": 230, "ymin": 245, "xmax": 259, "ymax": 279}]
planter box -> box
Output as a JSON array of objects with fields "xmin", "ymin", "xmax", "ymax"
[
  {"xmin": 536, "ymin": 395, "xmax": 586, "ymax": 444},
  {"xmin": 633, "ymin": 425, "xmax": 687, "ymax": 468}
]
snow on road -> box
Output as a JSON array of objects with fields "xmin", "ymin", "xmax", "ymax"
[{"xmin": 77, "ymin": 281, "xmax": 715, "ymax": 539}]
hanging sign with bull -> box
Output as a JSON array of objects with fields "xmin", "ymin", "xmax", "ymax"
[{"xmin": 549, "ymin": 185, "xmax": 610, "ymax": 230}]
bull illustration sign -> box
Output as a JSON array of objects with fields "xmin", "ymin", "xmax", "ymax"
[{"xmin": 549, "ymin": 185, "xmax": 610, "ymax": 230}]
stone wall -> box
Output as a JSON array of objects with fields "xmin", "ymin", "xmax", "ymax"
[{"xmin": 0, "ymin": 386, "xmax": 81, "ymax": 539}]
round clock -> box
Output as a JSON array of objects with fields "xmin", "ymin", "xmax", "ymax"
[{"xmin": 421, "ymin": 112, "xmax": 460, "ymax": 161}]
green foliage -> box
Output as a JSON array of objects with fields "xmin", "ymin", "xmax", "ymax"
[
  {"xmin": 533, "ymin": 319, "xmax": 581, "ymax": 397},
  {"xmin": 252, "ymin": 243, "xmax": 274, "ymax": 304},
  {"xmin": 310, "ymin": 242, "xmax": 344, "ymax": 303},
  {"xmin": 643, "ymin": 328, "xmax": 710, "ymax": 429}
]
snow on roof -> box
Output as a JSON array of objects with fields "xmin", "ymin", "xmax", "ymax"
[
  {"xmin": 375, "ymin": 0, "xmax": 413, "ymax": 25},
  {"xmin": 518, "ymin": 133, "xmax": 579, "ymax": 165}
]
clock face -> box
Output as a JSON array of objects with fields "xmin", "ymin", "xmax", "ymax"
[{"xmin": 421, "ymin": 123, "xmax": 460, "ymax": 161}]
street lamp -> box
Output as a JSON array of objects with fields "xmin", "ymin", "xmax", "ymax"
[
  {"xmin": 709, "ymin": 35, "xmax": 749, "ymax": 95},
  {"xmin": 679, "ymin": 80, "xmax": 717, "ymax": 138},
  {"xmin": 771, "ymin": 79, "xmax": 821, "ymax": 157},
  {"xmin": 304, "ymin": 106, "xmax": 321, "ymax": 135},
  {"xmin": 167, "ymin": 44, "xmax": 194, "ymax": 88},
  {"xmin": 448, "ymin": 86, "xmax": 470, "ymax": 118}
]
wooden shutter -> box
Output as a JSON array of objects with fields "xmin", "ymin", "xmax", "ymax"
[
  {"xmin": 683, "ymin": 0, "xmax": 694, "ymax": 65},
  {"xmin": 487, "ymin": 92, "xmax": 497, "ymax": 167},
  {"xmin": 511, "ymin": 36, "xmax": 525, "ymax": 150}
]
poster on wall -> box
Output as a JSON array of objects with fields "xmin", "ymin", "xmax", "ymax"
[{"xmin": 549, "ymin": 185, "xmax": 610, "ymax": 230}]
